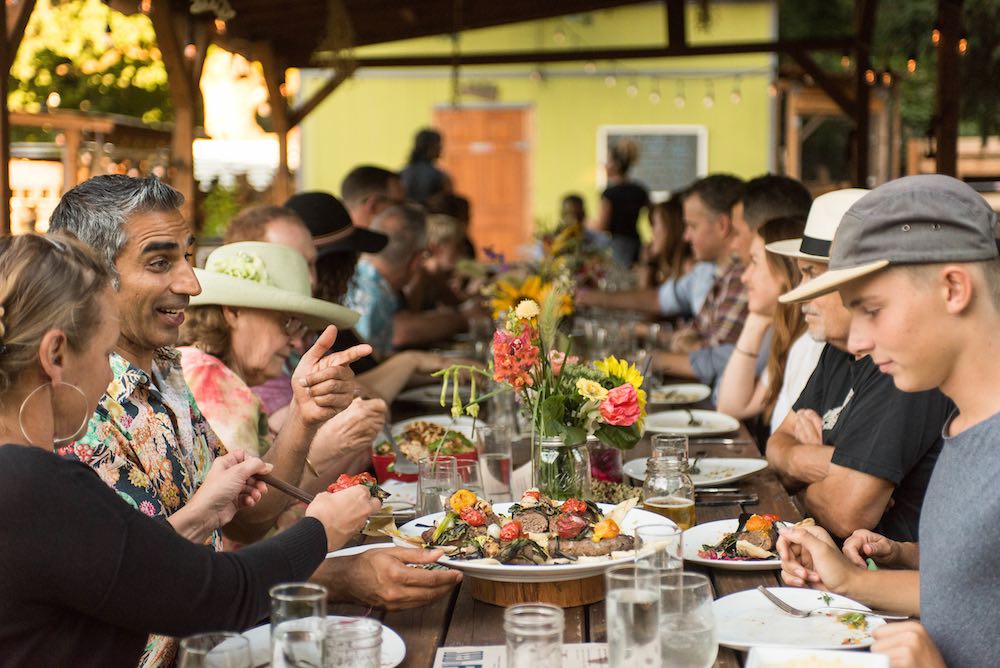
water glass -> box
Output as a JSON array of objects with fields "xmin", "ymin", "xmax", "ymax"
[
  {"xmin": 605, "ymin": 565, "xmax": 661, "ymax": 668},
  {"xmin": 325, "ymin": 617, "xmax": 382, "ymax": 668},
  {"xmin": 455, "ymin": 459, "xmax": 485, "ymax": 498},
  {"xmin": 270, "ymin": 583, "xmax": 327, "ymax": 646},
  {"xmin": 656, "ymin": 572, "xmax": 717, "ymax": 668},
  {"xmin": 272, "ymin": 622, "xmax": 325, "ymax": 668},
  {"xmin": 651, "ymin": 434, "xmax": 689, "ymax": 464},
  {"xmin": 475, "ymin": 424, "xmax": 513, "ymax": 501},
  {"xmin": 504, "ymin": 603, "xmax": 564, "ymax": 668},
  {"xmin": 635, "ymin": 523, "xmax": 683, "ymax": 572},
  {"xmin": 177, "ymin": 632, "xmax": 252, "ymax": 668},
  {"xmin": 417, "ymin": 456, "xmax": 459, "ymax": 515}
]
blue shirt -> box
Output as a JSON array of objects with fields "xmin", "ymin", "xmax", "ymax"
[
  {"xmin": 657, "ymin": 262, "xmax": 716, "ymax": 317},
  {"xmin": 345, "ymin": 259, "xmax": 400, "ymax": 357}
]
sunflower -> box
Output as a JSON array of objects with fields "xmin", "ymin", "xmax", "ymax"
[
  {"xmin": 490, "ymin": 275, "xmax": 573, "ymax": 320},
  {"xmin": 594, "ymin": 355, "xmax": 648, "ymax": 421}
]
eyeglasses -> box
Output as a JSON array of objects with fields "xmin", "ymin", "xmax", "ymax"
[{"xmin": 282, "ymin": 315, "xmax": 308, "ymax": 339}]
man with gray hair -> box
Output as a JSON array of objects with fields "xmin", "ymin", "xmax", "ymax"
[{"xmin": 346, "ymin": 203, "xmax": 465, "ymax": 356}]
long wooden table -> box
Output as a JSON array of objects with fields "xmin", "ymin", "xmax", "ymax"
[{"xmin": 330, "ymin": 421, "xmax": 804, "ymax": 668}]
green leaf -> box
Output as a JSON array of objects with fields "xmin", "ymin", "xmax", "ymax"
[
  {"xmin": 594, "ymin": 423, "xmax": 642, "ymax": 450},
  {"xmin": 539, "ymin": 395, "xmax": 566, "ymax": 435}
]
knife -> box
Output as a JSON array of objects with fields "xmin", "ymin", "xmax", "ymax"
[{"xmin": 696, "ymin": 493, "xmax": 758, "ymax": 506}]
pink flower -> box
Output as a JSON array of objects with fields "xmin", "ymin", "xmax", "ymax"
[
  {"xmin": 493, "ymin": 328, "xmax": 540, "ymax": 391},
  {"xmin": 139, "ymin": 501, "xmax": 157, "ymax": 517},
  {"xmin": 599, "ymin": 384, "xmax": 641, "ymax": 426},
  {"xmin": 546, "ymin": 350, "xmax": 579, "ymax": 376}
]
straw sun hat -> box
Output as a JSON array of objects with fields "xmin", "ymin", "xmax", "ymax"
[{"xmin": 191, "ymin": 241, "xmax": 360, "ymax": 330}]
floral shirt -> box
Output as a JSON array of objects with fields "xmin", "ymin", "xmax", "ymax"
[
  {"xmin": 345, "ymin": 259, "xmax": 400, "ymax": 357},
  {"xmin": 60, "ymin": 349, "xmax": 226, "ymax": 668},
  {"xmin": 179, "ymin": 347, "xmax": 270, "ymax": 457}
]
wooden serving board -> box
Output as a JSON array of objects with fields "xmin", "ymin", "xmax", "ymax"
[{"xmin": 468, "ymin": 574, "xmax": 606, "ymax": 608}]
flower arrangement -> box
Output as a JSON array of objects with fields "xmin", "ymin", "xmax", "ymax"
[{"xmin": 487, "ymin": 274, "xmax": 573, "ymax": 322}]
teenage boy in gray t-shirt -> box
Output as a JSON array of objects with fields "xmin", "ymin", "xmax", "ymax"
[{"xmin": 774, "ymin": 174, "xmax": 1000, "ymax": 668}]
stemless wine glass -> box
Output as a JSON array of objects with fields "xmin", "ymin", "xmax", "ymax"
[
  {"xmin": 177, "ymin": 632, "xmax": 252, "ymax": 668},
  {"xmin": 272, "ymin": 622, "xmax": 325, "ymax": 668},
  {"xmin": 417, "ymin": 456, "xmax": 459, "ymax": 515},
  {"xmin": 455, "ymin": 459, "xmax": 485, "ymax": 498},
  {"xmin": 635, "ymin": 523, "xmax": 683, "ymax": 572},
  {"xmin": 656, "ymin": 572, "xmax": 718, "ymax": 668},
  {"xmin": 504, "ymin": 603, "xmax": 564, "ymax": 668},
  {"xmin": 325, "ymin": 617, "xmax": 382, "ymax": 668},
  {"xmin": 270, "ymin": 583, "xmax": 327, "ymax": 647},
  {"xmin": 605, "ymin": 565, "xmax": 660, "ymax": 668},
  {"xmin": 475, "ymin": 423, "xmax": 513, "ymax": 502}
]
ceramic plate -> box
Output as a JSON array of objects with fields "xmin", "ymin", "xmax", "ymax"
[
  {"xmin": 713, "ymin": 587, "xmax": 886, "ymax": 650},
  {"xmin": 682, "ymin": 519, "xmax": 780, "ymax": 570},
  {"xmin": 396, "ymin": 384, "xmax": 471, "ymax": 406},
  {"xmin": 624, "ymin": 457, "xmax": 768, "ymax": 487},
  {"xmin": 649, "ymin": 383, "xmax": 712, "ymax": 405},
  {"xmin": 242, "ymin": 615, "xmax": 405, "ymax": 667},
  {"xmin": 394, "ymin": 502, "xmax": 675, "ymax": 583},
  {"xmin": 391, "ymin": 415, "xmax": 477, "ymax": 440},
  {"xmin": 326, "ymin": 542, "xmax": 398, "ymax": 560},
  {"xmin": 644, "ymin": 409, "xmax": 741, "ymax": 436},
  {"xmin": 746, "ymin": 647, "xmax": 889, "ymax": 667}
]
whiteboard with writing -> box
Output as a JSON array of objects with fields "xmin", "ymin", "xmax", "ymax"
[{"xmin": 597, "ymin": 124, "xmax": 708, "ymax": 202}]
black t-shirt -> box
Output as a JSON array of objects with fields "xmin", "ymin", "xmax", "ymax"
[
  {"xmin": 0, "ymin": 444, "xmax": 326, "ymax": 667},
  {"xmin": 602, "ymin": 181, "xmax": 649, "ymax": 239},
  {"xmin": 793, "ymin": 345, "xmax": 952, "ymax": 542},
  {"xmin": 401, "ymin": 160, "xmax": 446, "ymax": 203}
]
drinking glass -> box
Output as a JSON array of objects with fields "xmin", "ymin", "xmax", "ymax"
[
  {"xmin": 177, "ymin": 633, "xmax": 252, "ymax": 668},
  {"xmin": 417, "ymin": 456, "xmax": 459, "ymax": 515},
  {"xmin": 455, "ymin": 459, "xmax": 485, "ymax": 498},
  {"xmin": 325, "ymin": 617, "xmax": 382, "ymax": 668},
  {"xmin": 635, "ymin": 523, "xmax": 683, "ymax": 572},
  {"xmin": 655, "ymin": 572, "xmax": 718, "ymax": 668},
  {"xmin": 504, "ymin": 603, "xmax": 564, "ymax": 668},
  {"xmin": 475, "ymin": 424, "xmax": 513, "ymax": 502},
  {"xmin": 272, "ymin": 622, "xmax": 325, "ymax": 668},
  {"xmin": 604, "ymin": 565, "xmax": 661, "ymax": 668},
  {"xmin": 651, "ymin": 434, "xmax": 689, "ymax": 464},
  {"xmin": 269, "ymin": 583, "xmax": 327, "ymax": 647}
]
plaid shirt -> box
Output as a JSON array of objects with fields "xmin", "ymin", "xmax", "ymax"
[{"xmin": 680, "ymin": 256, "xmax": 748, "ymax": 348}]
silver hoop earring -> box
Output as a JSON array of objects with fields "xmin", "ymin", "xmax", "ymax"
[{"xmin": 18, "ymin": 382, "xmax": 91, "ymax": 448}]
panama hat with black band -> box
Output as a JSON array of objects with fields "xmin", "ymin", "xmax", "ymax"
[
  {"xmin": 778, "ymin": 175, "xmax": 998, "ymax": 304},
  {"xmin": 191, "ymin": 241, "xmax": 360, "ymax": 330},
  {"xmin": 766, "ymin": 188, "xmax": 869, "ymax": 262}
]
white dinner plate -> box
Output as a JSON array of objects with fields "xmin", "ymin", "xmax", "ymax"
[
  {"xmin": 396, "ymin": 384, "xmax": 471, "ymax": 406},
  {"xmin": 391, "ymin": 415, "xmax": 477, "ymax": 440},
  {"xmin": 394, "ymin": 502, "xmax": 675, "ymax": 583},
  {"xmin": 623, "ymin": 457, "xmax": 768, "ymax": 487},
  {"xmin": 326, "ymin": 542, "xmax": 398, "ymax": 559},
  {"xmin": 644, "ymin": 409, "xmax": 741, "ymax": 436},
  {"xmin": 746, "ymin": 647, "xmax": 889, "ymax": 667},
  {"xmin": 242, "ymin": 615, "xmax": 406, "ymax": 667},
  {"xmin": 713, "ymin": 587, "xmax": 886, "ymax": 651},
  {"xmin": 649, "ymin": 383, "xmax": 712, "ymax": 405},
  {"xmin": 682, "ymin": 519, "xmax": 780, "ymax": 570}
]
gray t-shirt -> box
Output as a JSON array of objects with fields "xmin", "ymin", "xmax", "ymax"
[{"xmin": 919, "ymin": 409, "xmax": 1000, "ymax": 667}]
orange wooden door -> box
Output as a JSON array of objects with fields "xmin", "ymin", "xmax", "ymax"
[{"xmin": 433, "ymin": 106, "xmax": 532, "ymax": 261}]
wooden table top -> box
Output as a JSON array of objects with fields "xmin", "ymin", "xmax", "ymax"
[{"xmin": 332, "ymin": 416, "xmax": 804, "ymax": 668}]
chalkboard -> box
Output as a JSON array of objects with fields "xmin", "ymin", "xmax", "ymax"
[{"xmin": 597, "ymin": 125, "xmax": 708, "ymax": 201}]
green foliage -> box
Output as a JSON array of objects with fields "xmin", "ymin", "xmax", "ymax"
[
  {"xmin": 8, "ymin": 0, "xmax": 171, "ymax": 122},
  {"xmin": 200, "ymin": 183, "xmax": 240, "ymax": 239}
]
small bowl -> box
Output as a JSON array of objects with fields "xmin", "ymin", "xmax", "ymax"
[{"xmin": 372, "ymin": 451, "xmax": 479, "ymax": 483}]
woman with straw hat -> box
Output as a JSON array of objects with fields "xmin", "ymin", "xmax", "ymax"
[{"xmin": 178, "ymin": 241, "xmax": 373, "ymax": 501}]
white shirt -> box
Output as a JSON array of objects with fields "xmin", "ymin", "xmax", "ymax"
[{"xmin": 767, "ymin": 333, "xmax": 826, "ymax": 434}]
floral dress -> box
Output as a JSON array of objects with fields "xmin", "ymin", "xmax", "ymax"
[
  {"xmin": 345, "ymin": 259, "xmax": 400, "ymax": 357},
  {"xmin": 60, "ymin": 349, "xmax": 226, "ymax": 668}
]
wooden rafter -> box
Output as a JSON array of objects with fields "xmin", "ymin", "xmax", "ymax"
[
  {"xmin": 665, "ymin": 0, "xmax": 686, "ymax": 49},
  {"xmin": 4, "ymin": 0, "xmax": 36, "ymax": 71},
  {"xmin": 288, "ymin": 63, "xmax": 357, "ymax": 129},
  {"xmin": 257, "ymin": 42, "xmax": 291, "ymax": 203},
  {"xmin": 787, "ymin": 48, "xmax": 857, "ymax": 118},
  {"xmin": 935, "ymin": 0, "xmax": 962, "ymax": 176},
  {"xmin": 852, "ymin": 0, "xmax": 878, "ymax": 186}
]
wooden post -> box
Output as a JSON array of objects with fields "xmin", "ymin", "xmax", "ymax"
[
  {"xmin": 935, "ymin": 0, "xmax": 962, "ymax": 176},
  {"xmin": 1, "ymin": 0, "xmax": 10, "ymax": 234},
  {"xmin": 665, "ymin": 0, "xmax": 686, "ymax": 49},
  {"xmin": 62, "ymin": 127, "xmax": 82, "ymax": 193},
  {"xmin": 852, "ymin": 0, "xmax": 878, "ymax": 187},
  {"xmin": 258, "ymin": 43, "xmax": 291, "ymax": 203}
]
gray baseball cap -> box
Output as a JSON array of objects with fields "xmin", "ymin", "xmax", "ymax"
[{"xmin": 780, "ymin": 174, "xmax": 998, "ymax": 303}]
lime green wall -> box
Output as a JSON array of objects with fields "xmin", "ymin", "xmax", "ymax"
[{"xmin": 300, "ymin": 2, "xmax": 775, "ymax": 231}]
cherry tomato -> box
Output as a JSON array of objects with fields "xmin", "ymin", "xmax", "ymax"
[
  {"xmin": 555, "ymin": 513, "xmax": 588, "ymax": 539},
  {"xmin": 560, "ymin": 498, "xmax": 588, "ymax": 515},
  {"xmin": 326, "ymin": 474, "xmax": 355, "ymax": 494},
  {"xmin": 499, "ymin": 520, "xmax": 523, "ymax": 541},
  {"xmin": 460, "ymin": 507, "xmax": 487, "ymax": 527},
  {"xmin": 523, "ymin": 490, "xmax": 541, "ymax": 501}
]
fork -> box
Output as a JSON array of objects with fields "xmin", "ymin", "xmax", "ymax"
[
  {"xmin": 688, "ymin": 449, "xmax": 707, "ymax": 474},
  {"xmin": 756, "ymin": 586, "xmax": 909, "ymax": 620},
  {"xmin": 684, "ymin": 408, "xmax": 703, "ymax": 427},
  {"xmin": 383, "ymin": 424, "xmax": 418, "ymax": 475}
]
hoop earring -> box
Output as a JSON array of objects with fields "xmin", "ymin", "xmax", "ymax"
[{"xmin": 18, "ymin": 382, "xmax": 90, "ymax": 448}]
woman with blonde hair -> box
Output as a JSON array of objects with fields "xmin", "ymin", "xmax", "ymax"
[
  {"xmin": 717, "ymin": 216, "xmax": 811, "ymax": 430},
  {"xmin": 0, "ymin": 234, "xmax": 379, "ymax": 665},
  {"xmin": 596, "ymin": 138, "xmax": 650, "ymax": 267}
]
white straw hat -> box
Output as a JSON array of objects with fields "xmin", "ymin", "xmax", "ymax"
[
  {"xmin": 191, "ymin": 242, "xmax": 359, "ymax": 330},
  {"xmin": 766, "ymin": 188, "xmax": 870, "ymax": 262}
]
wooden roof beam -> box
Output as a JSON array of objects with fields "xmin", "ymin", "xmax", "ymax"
[
  {"xmin": 5, "ymin": 0, "xmax": 36, "ymax": 71},
  {"xmin": 353, "ymin": 37, "xmax": 856, "ymax": 67},
  {"xmin": 665, "ymin": 0, "xmax": 686, "ymax": 49},
  {"xmin": 288, "ymin": 62, "xmax": 357, "ymax": 129},
  {"xmin": 787, "ymin": 48, "xmax": 857, "ymax": 118}
]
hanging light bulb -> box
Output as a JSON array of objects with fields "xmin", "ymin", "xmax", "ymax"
[
  {"xmin": 958, "ymin": 33, "xmax": 969, "ymax": 55},
  {"xmin": 881, "ymin": 70, "xmax": 893, "ymax": 86},
  {"xmin": 139, "ymin": 0, "xmax": 152, "ymax": 13},
  {"xmin": 729, "ymin": 76, "xmax": 742, "ymax": 104},
  {"xmin": 583, "ymin": 60, "xmax": 597, "ymax": 74},
  {"xmin": 702, "ymin": 80, "xmax": 715, "ymax": 108},
  {"xmin": 840, "ymin": 53, "xmax": 851, "ymax": 70},
  {"xmin": 674, "ymin": 81, "xmax": 686, "ymax": 108},
  {"xmin": 46, "ymin": 91, "xmax": 61, "ymax": 109},
  {"xmin": 553, "ymin": 28, "xmax": 567, "ymax": 45},
  {"xmin": 626, "ymin": 81, "xmax": 639, "ymax": 97},
  {"xmin": 931, "ymin": 23, "xmax": 941, "ymax": 46},
  {"xmin": 605, "ymin": 74, "xmax": 617, "ymax": 87},
  {"xmin": 649, "ymin": 80, "xmax": 662, "ymax": 104},
  {"xmin": 906, "ymin": 54, "xmax": 917, "ymax": 73},
  {"xmin": 864, "ymin": 68, "xmax": 876, "ymax": 85},
  {"xmin": 214, "ymin": 18, "xmax": 227, "ymax": 34},
  {"xmin": 529, "ymin": 68, "xmax": 543, "ymax": 82},
  {"xmin": 184, "ymin": 42, "xmax": 197, "ymax": 60}
]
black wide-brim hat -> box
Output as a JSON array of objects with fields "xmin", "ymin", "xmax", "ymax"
[{"xmin": 285, "ymin": 191, "xmax": 388, "ymax": 255}]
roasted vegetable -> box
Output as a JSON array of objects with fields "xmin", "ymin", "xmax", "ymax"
[
  {"xmin": 449, "ymin": 489, "xmax": 477, "ymax": 513},
  {"xmin": 327, "ymin": 472, "xmax": 390, "ymax": 501},
  {"xmin": 497, "ymin": 538, "xmax": 549, "ymax": 564},
  {"xmin": 555, "ymin": 513, "xmax": 588, "ymax": 539},
  {"xmin": 499, "ymin": 520, "xmax": 523, "ymax": 541},
  {"xmin": 592, "ymin": 519, "xmax": 621, "ymax": 542}
]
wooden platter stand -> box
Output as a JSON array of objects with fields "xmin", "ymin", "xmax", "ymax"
[{"xmin": 468, "ymin": 575, "xmax": 606, "ymax": 608}]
